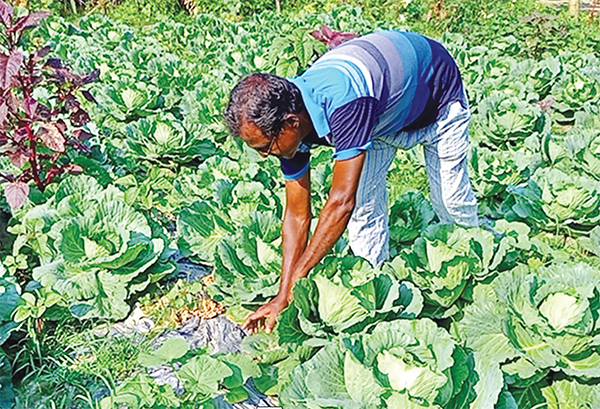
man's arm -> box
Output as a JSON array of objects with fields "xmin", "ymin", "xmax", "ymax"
[
  {"xmin": 243, "ymin": 170, "xmax": 312, "ymax": 333},
  {"xmin": 279, "ymin": 171, "xmax": 312, "ymax": 301},
  {"xmin": 288, "ymin": 152, "xmax": 365, "ymax": 287},
  {"xmin": 243, "ymin": 152, "xmax": 365, "ymax": 333}
]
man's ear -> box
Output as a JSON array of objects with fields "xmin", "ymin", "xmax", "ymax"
[{"xmin": 283, "ymin": 113, "xmax": 300, "ymax": 129}]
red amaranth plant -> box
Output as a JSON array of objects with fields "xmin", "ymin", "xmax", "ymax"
[
  {"xmin": 310, "ymin": 24, "xmax": 358, "ymax": 49},
  {"xmin": 0, "ymin": 1, "xmax": 98, "ymax": 210}
]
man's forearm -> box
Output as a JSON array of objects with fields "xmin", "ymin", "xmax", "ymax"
[
  {"xmin": 290, "ymin": 193, "xmax": 355, "ymax": 285},
  {"xmin": 278, "ymin": 211, "xmax": 311, "ymax": 300},
  {"xmin": 277, "ymin": 153, "xmax": 364, "ymax": 301}
]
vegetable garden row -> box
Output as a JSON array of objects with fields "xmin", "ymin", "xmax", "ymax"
[{"xmin": 1, "ymin": 2, "xmax": 600, "ymax": 408}]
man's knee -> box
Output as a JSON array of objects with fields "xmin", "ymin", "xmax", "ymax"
[{"xmin": 348, "ymin": 216, "xmax": 390, "ymax": 267}]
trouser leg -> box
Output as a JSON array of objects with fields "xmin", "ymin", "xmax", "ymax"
[
  {"xmin": 347, "ymin": 139, "xmax": 397, "ymax": 267},
  {"xmin": 423, "ymin": 100, "xmax": 479, "ymax": 227}
]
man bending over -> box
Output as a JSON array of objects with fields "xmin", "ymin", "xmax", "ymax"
[{"xmin": 223, "ymin": 30, "xmax": 479, "ymax": 333}]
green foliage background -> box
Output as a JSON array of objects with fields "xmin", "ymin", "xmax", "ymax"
[{"xmin": 1, "ymin": 0, "xmax": 600, "ymax": 407}]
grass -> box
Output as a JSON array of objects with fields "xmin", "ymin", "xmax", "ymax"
[
  {"xmin": 11, "ymin": 318, "xmax": 152, "ymax": 409},
  {"xmin": 535, "ymin": 231, "xmax": 600, "ymax": 265},
  {"xmin": 387, "ymin": 148, "xmax": 430, "ymax": 206}
]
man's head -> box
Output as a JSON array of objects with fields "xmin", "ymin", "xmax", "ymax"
[{"xmin": 224, "ymin": 73, "xmax": 310, "ymax": 159}]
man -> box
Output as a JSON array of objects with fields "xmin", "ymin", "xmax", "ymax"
[{"xmin": 224, "ymin": 30, "xmax": 478, "ymax": 333}]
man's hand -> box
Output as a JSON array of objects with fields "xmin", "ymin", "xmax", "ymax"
[{"xmin": 242, "ymin": 294, "xmax": 289, "ymax": 334}]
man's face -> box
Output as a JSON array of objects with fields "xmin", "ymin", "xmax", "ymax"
[{"xmin": 239, "ymin": 119, "xmax": 302, "ymax": 160}]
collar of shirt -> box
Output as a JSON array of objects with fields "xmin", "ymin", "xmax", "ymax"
[{"xmin": 288, "ymin": 76, "xmax": 331, "ymax": 138}]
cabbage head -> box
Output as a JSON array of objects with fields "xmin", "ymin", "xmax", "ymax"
[
  {"xmin": 565, "ymin": 121, "xmax": 600, "ymax": 181},
  {"xmin": 389, "ymin": 191, "xmax": 437, "ymax": 246},
  {"xmin": 458, "ymin": 262, "xmax": 600, "ymax": 408},
  {"xmin": 532, "ymin": 167, "xmax": 600, "ymax": 229},
  {"xmin": 528, "ymin": 57, "xmax": 562, "ymax": 97},
  {"xmin": 280, "ymin": 318, "xmax": 481, "ymax": 409},
  {"xmin": 474, "ymin": 94, "xmax": 543, "ymax": 147},
  {"xmin": 541, "ymin": 379, "xmax": 600, "ymax": 409},
  {"xmin": 277, "ymin": 255, "xmax": 423, "ymax": 344},
  {"xmin": 124, "ymin": 113, "xmax": 216, "ymax": 164},
  {"xmin": 551, "ymin": 71, "xmax": 600, "ymax": 112},
  {"xmin": 468, "ymin": 146, "xmax": 535, "ymax": 198},
  {"xmin": 389, "ymin": 222, "xmax": 535, "ymax": 309},
  {"xmin": 9, "ymin": 175, "xmax": 174, "ymax": 319}
]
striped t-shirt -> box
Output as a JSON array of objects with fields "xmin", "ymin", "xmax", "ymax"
[{"xmin": 280, "ymin": 30, "xmax": 465, "ymax": 180}]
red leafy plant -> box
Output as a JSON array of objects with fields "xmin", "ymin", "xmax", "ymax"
[
  {"xmin": 310, "ymin": 24, "xmax": 358, "ymax": 49},
  {"xmin": 0, "ymin": 1, "xmax": 98, "ymax": 210}
]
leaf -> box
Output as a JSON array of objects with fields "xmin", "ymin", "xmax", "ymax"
[
  {"xmin": 225, "ymin": 386, "xmax": 249, "ymax": 403},
  {"xmin": 70, "ymin": 109, "xmax": 90, "ymax": 127},
  {"xmin": 470, "ymin": 357, "xmax": 504, "ymax": 409},
  {"xmin": 313, "ymin": 275, "xmax": 368, "ymax": 332},
  {"xmin": 0, "ymin": 51, "xmax": 23, "ymax": 89},
  {"xmin": 8, "ymin": 149, "xmax": 28, "ymax": 168},
  {"xmin": 0, "ymin": 278, "xmax": 21, "ymax": 321},
  {"xmin": 35, "ymin": 103, "xmax": 51, "ymax": 120},
  {"xmin": 311, "ymin": 29, "xmax": 325, "ymax": 41},
  {"xmin": 32, "ymin": 45, "xmax": 52, "ymax": 63},
  {"xmin": 0, "ymin": 350, "xmax": 15, "ymax": 407},
  {"xmin": 386, "ymin": 391, "xmax": 437, "ymax": 409},
  {"xmin": 4, "ymin": 181, "xmax": 29, "ymax": 209},
  {"xmin": 23, "ymin": 96, "xmax": 38, "ymax": 119},
  {"xmin": 81, "ymin": 90, "xmax": 96, "ymax": 103},
  {"xmin": 13, "ymin": 126, "xmax": 27, "ymax": 143},
  {"xmin": 0, "ymin": 102, "xmax": 8, "ymax": 126},
  {"xmin": 0, "ymin": 321, "xmax": 18, "ymax": 346},
  {"xmin": 73, "ymin": 129, "xmax": 94, "ymax": 140},
  {"xmin": 64, "ymin": 94, "xmax": 80, "ymax": 113},
  {"xmin": 321, "ymin": 24, "xmax": 334, "ymax": 38},
  {"xmin": 138, "ymin": 337, "xmax": 189, "ymax": 367},
  {"xmin": 178, "ymin": 355, "xmax": 233, "ymax": 396},
  {"xmin": 81, "ymin": 69, "xmax": 100, "ymax": 84},
  {"xmin": 219, "ymin": 353, "xmax": 262, "ymax": 390},
  {"xmin": 46, "ymin": 58, "xmax": 63, "ymax": 69},
  {"xmin": 344, "ymin": 351, "xmax": 384, "ymax": 407},
  {"xmin": 302, "ymin": 343, "xmax": 357, "ymax": 407},
  {"xmin": 38, "ymin": 123, "xmax": 65, "ymax": 152},
  {"xmin": 9, "ymin": 11, "xmax": 50, "ymax": 34},
  {"xmin": 0, "ymin": 1, "xmax": 13, "ymax": 26},
  {"xmin": 277, "ymin": 302, "xmax": 311, "ymax": 346}
]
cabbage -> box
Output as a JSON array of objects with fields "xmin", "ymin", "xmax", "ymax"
[
  {"xmin": 388, "ymin": 191, "xmax": 437, "ymax": 246},
  {"xmin": 532, "ymin": 167, "xmax": 600, "ymax": 231},
  {"xmin": 542, "ymin": 379, "xmax": 600, "ymax": 408},
  {"xmin": 124, "ymin": 113, "xmax": 216, "ymax": 164},
  {"xmin": 277, "ymin": 255, "xmax": 423, "ymax": 343},
  {"xmin": 505, "ymin": 166, "xmax": 600, "ymax": 233},
  {"xmin": 9, "ymin": 175, "xmax": 175, "ymax": 319},
  {"xmin": 468, "ymin": 146, "xmax": 537, "ymax": 198},
  {"xmin": 458, "ymin": 262, "xmax": 600, "ymax": 407},
  {"xmin": 564, "ymin": 117, "xmax": 600, "ymax": 181},
  {"xmin": 528, "ymin": 57, "xmax": 562, "ymax": 97},
  {"xmin": 389, "ymin": 222, "xmax": 536, "ymax": 309},
  {"xmin": 551, "ymin": 71, "xmax": 600, "ymax": 119},
  {"xmin": 280, "ymin": 319, "xmax": 482, "ymax": 409},
  {"xmin": 473, "ymin": 94, "xmax": 543, "ymax": 147}
]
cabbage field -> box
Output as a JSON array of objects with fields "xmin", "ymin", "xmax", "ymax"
[{"xmin": 1, "ymin": 0, "xmax": 600, "ymax": 408}]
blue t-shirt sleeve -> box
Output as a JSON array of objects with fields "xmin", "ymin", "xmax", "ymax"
[
  {"xmin": 330, "ymin": 96, "xmax": 378, "ymax": 160},
  {"xmin": 279, "ymin": 143, "xmax": 310, "ymax": 180}
]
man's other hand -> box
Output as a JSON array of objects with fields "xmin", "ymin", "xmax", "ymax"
[{"xmin": 242, "ymin": 295, "xmax": 289, "ymax": 334}]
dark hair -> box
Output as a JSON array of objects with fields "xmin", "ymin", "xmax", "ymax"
[{"xmin": 224, "ymin": 73, "xmax": 305, "ymax": 139}]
